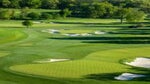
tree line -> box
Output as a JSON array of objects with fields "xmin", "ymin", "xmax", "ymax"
[
  {"xmin": 0, "ymin": 0, "xmax": 149, "ymax": 13},
  {"xmin": 0, "ymin": 0, "xmax": 149, "ymax": 23}
]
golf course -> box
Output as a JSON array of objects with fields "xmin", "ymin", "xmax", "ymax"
[
  {"xmin": 0, "ymin": 0, "xmax": 150, "ymax": 84},
  {"xmin": 0, "ymin": 18, "xmax": 149, "ymax": 84}
]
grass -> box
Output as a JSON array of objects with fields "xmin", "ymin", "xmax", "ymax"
[
  {"xmin": 0, "ymin": 29, "xmax": 27, "ymax": 44},
  {"xmin": 10, "ymin": 47, "xmax": 150, "ymax": 78},
  {"xmin": 0, "ymin": 52, "xmax": 9, "ymax": 57},
  {"xmin": 0, "ymin": 18, "xmax": 149, "ymax": 84}
]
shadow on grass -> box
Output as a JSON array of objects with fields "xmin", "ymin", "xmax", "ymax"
[
  {"xmin": 84, "ymin": 72, "xmax": 150, "ymax": 81},
  {"xmin": 110, "ymin": 32, "xmax": 150, "ymax": 35},
  {"xmin": 109, "ymin": 28, "xmax": 150, "ymax": 35},
  {"xmin": 84, "ymin": 73, "xmax": 120, "ymax": 80},
  {"xmin": 84, "ymin": 66, "xmax": 150, "ymax": 81},
  {"xmin": 83, "ymin": 25, "xmax": 129, "ymax": 28},
  {"xmin": 110, "ymin": 30, "xmax": 150, "ymax": 35},
  {"xmin": 51, "ymin": 36, "xmax": 150, "ymax": 44},
  {"xmin": 84, "ymin": 40, "xmax": 150, "ymax": 44},
  {"xmin": 52, "ymin": 37, "xmax": 150, "ymax": 40}
]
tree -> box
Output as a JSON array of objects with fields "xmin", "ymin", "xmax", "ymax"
[
  {"xmin": 126, "ymin": 9, "xmax": 146, "ymax": 22},
  {"xmin": 87, "ymin": 3, "xmax": 107, "ymax": 18},
  {"xmin": 20, "ymin": 7, "xmax": 30, "ymax": 19},
  {"xmin": 20, "ymin": 0, "xmax": 41, "ymax": 8},
  {"xmin": 71, "ymin": 2, "xmax": 116, "ymax": 18},
  {"xmin": 22, "ymin": 20, "xmax": 33, "ymax": 28},
  {"xmin": 59, "ymin": 8, "xmax": 72, "ymax": 18},
  {"xmin": 58, "ymin": 0, "xmax": 76, "ymax": 10},
  {"xmin": 0, "ymin": 9, "xmax": 15, "ymax": 19},
  {"xmin": 1, "ymin": 0, "xmax": 11, "ymax": 7},
  {"xmin": 40, "ymin": 12, "xmax": 52, "ymax": 19},
  {"xmin": 9, "ymin": 0, "xmax": 21, "ymax": 8},
  {"xmin": 117, "ymin": 8, "xmax": 130, "ymax": 23},
  {"xmin": 27, "ymin": 12, "xmax": 40, "ymax": 20},
  {"xmin": 41, "ymin": 0, "xmax": 59, "ymax": 9}
]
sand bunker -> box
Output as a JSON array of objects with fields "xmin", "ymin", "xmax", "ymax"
[
  {"xmin": 63, "ymin": 33, "xmax": 80, "ymax": 37},
  {"xmin": 41, "ymin": 29, "xmax": 60, "ymax": 34},
  {"xmin": 81, "ymin": 33, "xmax": 92, "ymax": 36},
  {"xmin": 36, "ymin": 59, "xmax": 70, "ymax": 63},
  {"xmin": 94, "ymin": 31, "xmax": 106, "ymax": 34},
  {"xmin": 49, "ymin": 22, "xmax": 55, "ymax": 24},
  {"xmin": 125, "ymin": 57, "xmax": 150, "ymax": 68},
  {"xmin": 33, "ymin": 21, "xmax": 41, "ymax": 24},
  {"xmin": 115, "ymin": 73, "xmax": 145, "ymax": 80},
  {"xmin": 49, "ymin": 29, "xmax": 60, "ymax": 34},
  {"xmin": 63, "ymin": 33, "xmax": 92, "ymax": 37}
]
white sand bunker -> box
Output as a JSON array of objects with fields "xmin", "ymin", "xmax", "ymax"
[
  {"xmin": 94, "ymin": 31, "xmax": 106, "ymax": 35},
  {"xmin": 115, "ymin": 73, "xmax": 145, "ymax": 80},
  {"xmin": 36, "ymin": 59, "xmax": 70, "ymax": 63},
  {"xmin": 50, "ymin": 29, "xmax": 60, "ymax": 34},
  {"xmin": 81, "ymin": 33, "xmax": 92, "ymax": 36},
  {"xmin": 63, "ymin": 33, "xmax": 92, "ymax": 37},
  {"xmin": 49, "ymin": 22, "xmax": 55, "ymax": 24},
  {"xmin": 125, "ymin": 57, "xmax": 150, "ymax": 68},
  {"xmin": 63, "ymin": 33, "xmax": 80, "ymax": 37},
  {"xmin": 41, "ymin": 29, "xmax": 60, "ymax": 34},
  {"xmin": 33, "ymin": 21, "xmax": 41, "ymax": 24}
]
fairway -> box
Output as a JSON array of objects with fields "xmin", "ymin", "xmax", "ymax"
[
  {"xmin": 10, "ymin": 47, "xmax": 150, "ymax": 78},
  {"xmin": 0, "ymin": 18, "xmax": 149, "ymax": 84}
]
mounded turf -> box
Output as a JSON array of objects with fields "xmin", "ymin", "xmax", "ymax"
[
  {"xmin": 0, "ymin": 52, "xmax": 9, "ymax": 57},
  {"xmin": 0, "ymin": 18, "xmax": 149, "ymax": 84},
  {"xmin": 0, "ymin": 29, "xmax": 27, "ymax": 44},
  {"xmin": 10, "ymin": 47, "xmax": 150, "ymax": 78}
]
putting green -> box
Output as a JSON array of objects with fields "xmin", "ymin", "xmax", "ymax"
[{"xmin": 10, "ymin": 47, "xmax": 150, "ymax": 78}]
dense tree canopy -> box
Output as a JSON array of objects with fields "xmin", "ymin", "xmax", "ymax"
[
  {"xmin": 126, "ymin": 9, "xmax": 146, "ymax": 22},
  {"xmin": 0, "ymin": 0, "xmax": 148, "ymax": 21},
  {"xmin": 0, "ymin": 0, "xmax": 149, "ymax": 12},
  {"xmin": 41, "ymin": 0, "xmax": 59, "ymax": 9}
]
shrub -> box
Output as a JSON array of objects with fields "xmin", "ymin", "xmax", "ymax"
[
  {"xmin": 52, "ymin": 13, "xmax": 61, "ymax": 19},
  {"xmin": 136, "ymin": 23, "xmax": 145, "ymax": 28},
  {"xmin": 126, "ymin": 9, "xmax": 146, "ymax": 22},
  {"xmin": 40, "ymin": 12, "xmax": 52, "ymax": 20},
  {"xmin": 20, "ymin": 7, "xmax": 30, "ymax": 20},
  {"xmin": 27, "ymin": 12, "xmax": 40, "ymax": 20},
  {"xmin": 128, "ymin": 25, "xmax": 137, "ymax": 28},
  {"xmin": 22, "ymin": 20, "xmax": 33, "ymax": 28},
  {"xmin": 59, "ymin": 8, "xmax": 72, "ymax": 18},
  {"xmin": 0, "ymin": 9, "xmax": 15, "ymax": 19},
  {"xmin": 128, "ymin": 23, "xmax": 145, "ymax": 28}
]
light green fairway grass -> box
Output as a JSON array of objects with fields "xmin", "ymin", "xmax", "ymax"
[
  {"xmin": 0, "ymin": 29, "xmax": 27, "ymax": 44},
  {"xmin": 10, "ymin": 47, "xmax": 150, "ymax": 78},
  {"xmin": 0, "ymin": 52, "xmax": 9, "ymax": 57}
]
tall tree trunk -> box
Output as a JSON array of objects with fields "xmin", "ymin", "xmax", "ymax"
[{"xmin": 120, "ymin": 15, "xmax": 123, "ymax": 24}]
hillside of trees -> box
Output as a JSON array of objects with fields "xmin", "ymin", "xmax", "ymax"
[{"xmin": 0, "ymin": 0, "xmax": 149, "ymax": 22}]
